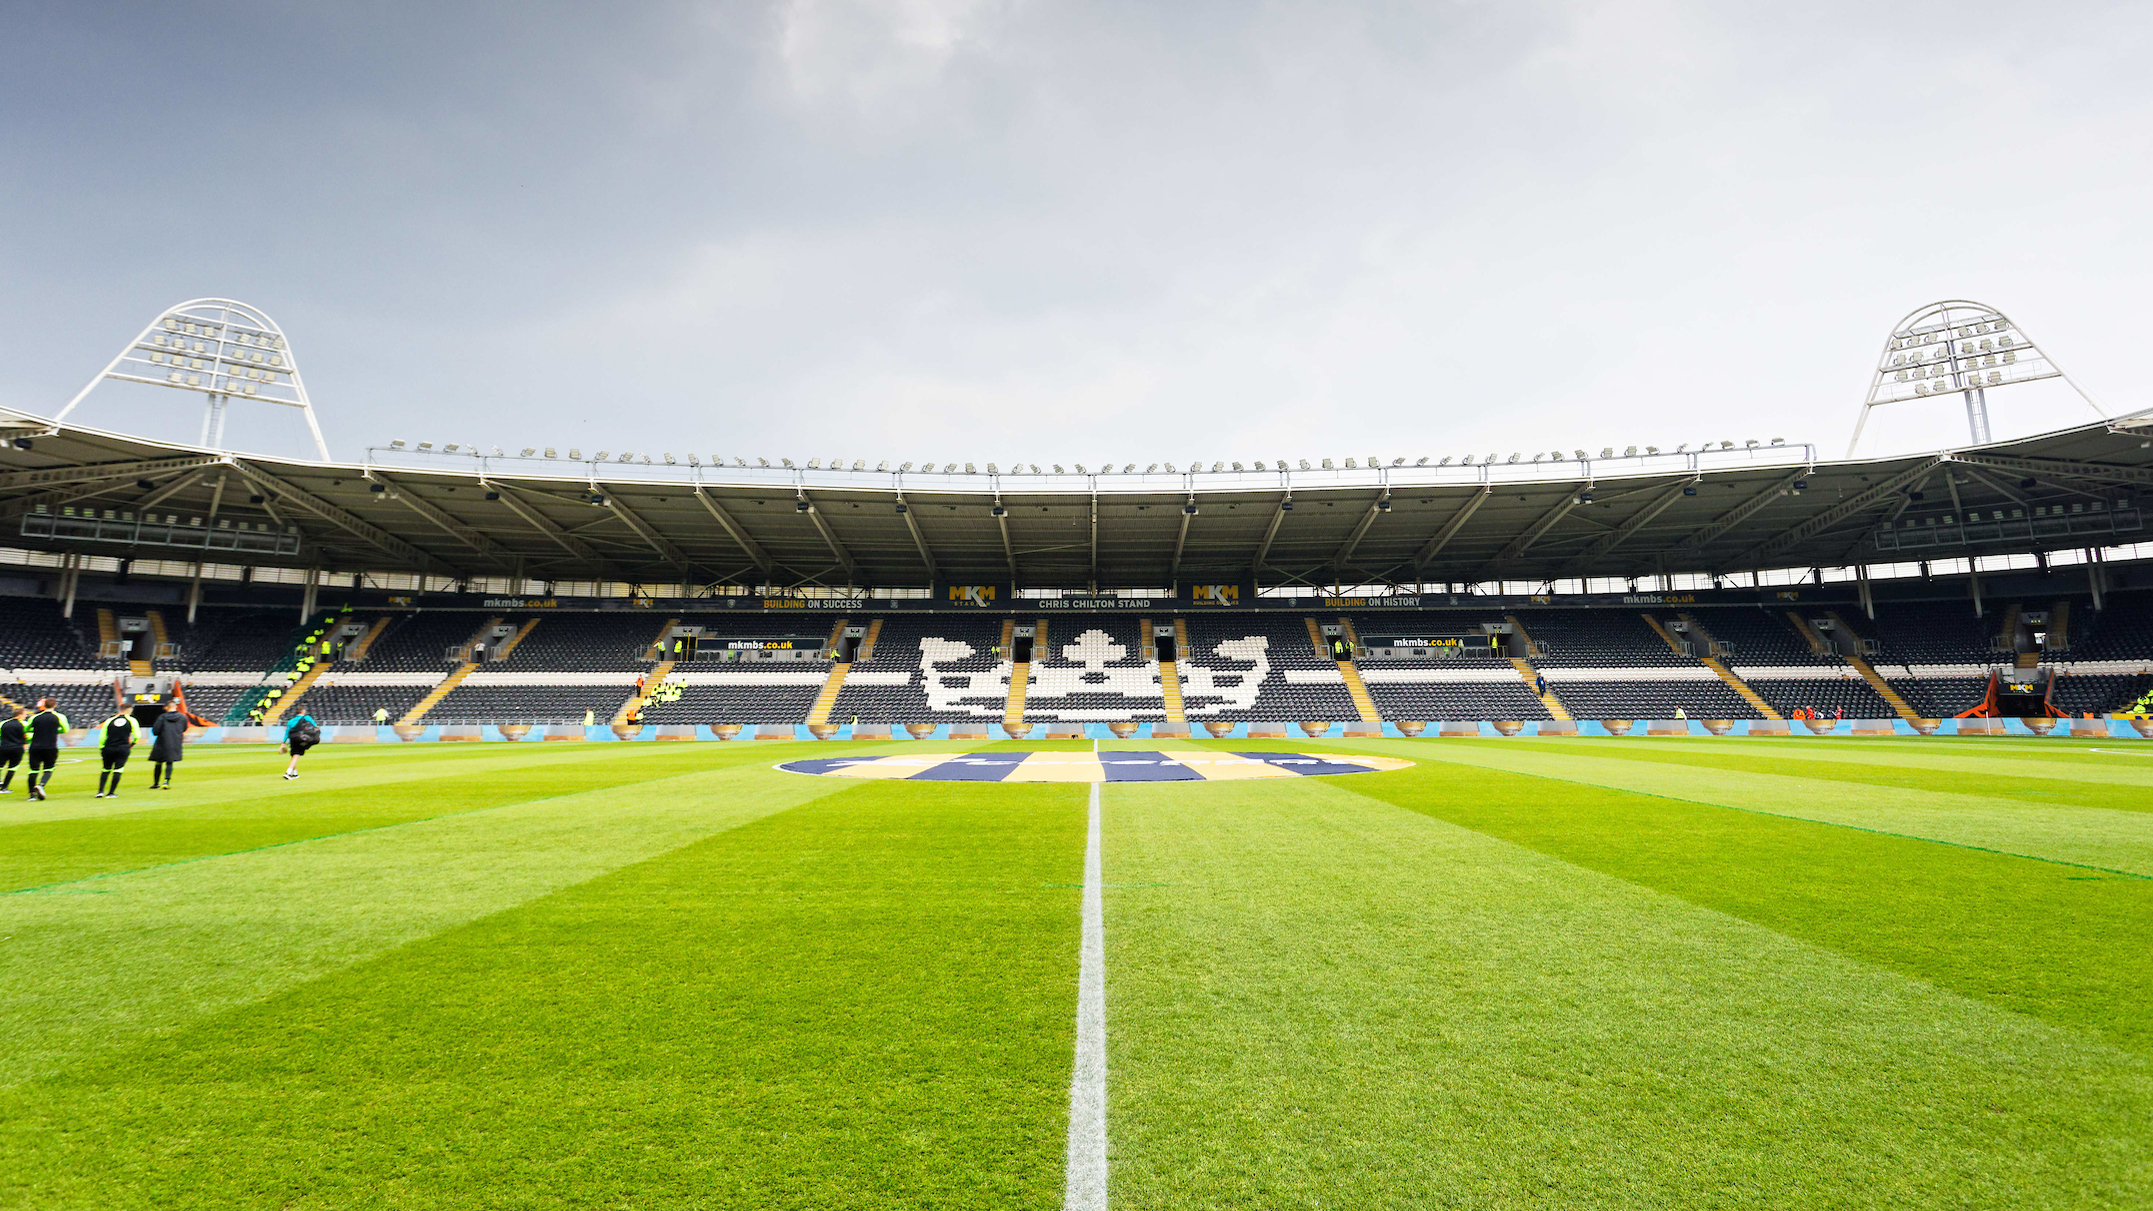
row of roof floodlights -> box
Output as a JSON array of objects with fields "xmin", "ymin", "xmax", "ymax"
[{"xmin": 372, "ymin": 437, "xmax": 1810, "ymax": 484}]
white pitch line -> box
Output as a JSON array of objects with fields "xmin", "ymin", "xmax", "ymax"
[{"xmin": 1064, "ymin": 779, "xmax": 1108, "ymax": 1211}]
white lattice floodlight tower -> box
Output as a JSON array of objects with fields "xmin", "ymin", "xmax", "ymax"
[
  {"xmin": 1848, "ymin": 299, "xmax": 2105, "ymax": 456},
  {"xmin": 51, "ymin": 298, "xmax": 329, "ymax": 460}
]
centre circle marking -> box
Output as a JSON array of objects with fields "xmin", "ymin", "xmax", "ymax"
[{"xmin": 776, "ymin": 751, "xmax": 1414, "ymax": 783}]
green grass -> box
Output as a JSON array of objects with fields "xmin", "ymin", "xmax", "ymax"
[{"xmin": 4, "ymin": 735, "xmax": 2151, "ymax": 1207}]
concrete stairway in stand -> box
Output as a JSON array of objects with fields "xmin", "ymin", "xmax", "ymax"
[
  {"xmin": 1329, "ymin": 616, "xmax": 1382, "ymax": 724},
  {"xmin": 344, "ymin": 616, "xmax": 393, "ymax": 661},
  {"xmin": 805, "ymin": 619, "xmax": 853, "ymax": 727},
  {"xmin": 1650, "ymin": 612, "xmax": 1782, "ymax": 720},
  {"xmin": 1826, "ymin": 610, "xmax": 1925, "ymax": 723},
  {"xmin": 398, "ymin": 616, "xmax": 503, "ymax": 726},
  {"xmin": 1509, "ymin": 656, "xmax": 1572, "ymax": 721},
  {"xmin": 1158, "ymin": 618, "xmax": 1188, "ymax": 723},
  {"xmin": 614, "ymin": 661, "xmax": 676, "ymax": 725},
  {"xmin": 261, "ymin": 663, "xmax": 329, "ymax": 726}
]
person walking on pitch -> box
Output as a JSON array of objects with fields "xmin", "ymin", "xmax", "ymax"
[
  {"xmin": 148, "ymin": 704, "xmax": 198, "ymax": 789},
  {"xmin": 281, "ymin": 710, "xmax": 320, "ymax": 780},
  {"xmin": 95, "ymin": 709, "xmax": 141, "ymax": 799},
  {"xmin": 24, "ymin": 698, "xmax": 67, "ymax": 801},
  {"xmin": 0, "ymin": 705, "xmax": 23, "ymax": 793}
]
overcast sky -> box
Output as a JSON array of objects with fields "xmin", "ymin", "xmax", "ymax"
[{"xmin": 2, "ymin": 1, "xmax": 2148, "ymax": 468}]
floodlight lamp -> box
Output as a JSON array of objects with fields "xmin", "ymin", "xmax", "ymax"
[
  {"xmin": 1212, "ymin": 462, "xmax": 1224, "ymax": 473},
  {"xmin": 569, "ymin": 448, "xmax": 581, "ymax": 459},
  {"xmin": 1646, "ymin": 446, "xmax": 1659, "ymax": 455},
  {"xmin": 1416, "ymin": 457, "xmax": 1428, "ymax": 466},
  {"xmin": 1280, "ymin": 497, "xmax": 1294, "ymax": 511},
  {"xmin": 390, "ymin": 439, "xmax": 406, "ymax": 448},
  {"xmin": 895, "ymin": 502, "xmax": 908, "ymax": 514},
  {"xmin": 781, "ymin": 458, "xmax": 793, "ymax": 468},
  {"xmin": 1073, "ymin": 464, "xmax": 1086, "ymax": 474},
  {"xmin": 1146, "ymin": 463, "xmax": 1159, "ymax": 473},
  {"xmin": 1299, "ymin": 460, "xmax": 1311, "ymax": 470},
  {"xmin": 663, "ymin": 454, "xmax": 676, "ymax": 465},
  {"xmin": 852, "ymin": 460, "xmax": 865, "ymax": 471},
  {"xmin": 1345, "ymin": 459, "xmax": 1357, "ymax": 469},
  {"xmin": 1675, "ymin": 443, "xmax": 1688, "ymax": 452},
  {"xmin": 795, "ymin": 499, "xmax": 811, "ymax": 513},
  {"xmin": 493, "ymin": 446, "xmax": 506, "ymax": 457},
  {"xmin": 1166, "ymin": 463, "xmax": 1178, "ymax": 473},
  {"xmin": 1439, "ymin": 457, "xmax": 1452, "ymax": 466},
  {"xmin": 1771, "ymin": 438, "xmax": 1786, "ymax": 446},
  {"xmin": 12, "ymin": 438, "xmax": 30, "ymax": 450},
  {"xmin": 1745, "ymin": 440, "xmax": 1758, "ymax": 449},
  {"xmin": 964, "ymin": 463, "xmax": 976, "ymax": 474},
  {"xmin": 1124, "ymin": 464, "xmax": 1137, "ymax": 473},
  {"xmin": 900, "ymin": 462, "xmax": 913, "ymax": 472},
  {"xmin": 1624, "ymin": 446, "xmax": 1637, "ymax": 457},
  {"xmin": 1183, "ymin": 503, "xmax": 1199, "ymax": 515},
  {"xmin": 1599, "ymin": 447, "xmax": 1613, "ymax": 458},
  {"xmin": 807, "ymin": 459, "xmax": 820, "ymax": 469},
  {"xmin": 1720, "ymin": 441, "xmax": 1733, "ymax": 449},
  {"xmin": 1574, "ymin": 449, "xmax": 1587, "ymax": 459},
  {"xmin": 595, "ymin": 450, "xmax": 610, "ymax": 460},
  {"xmin": 1459, "ymin": 455, "xmax": 1473, "ymax": 465},
  {"xmin": 1054, "ymin": 464, "xmax": 1066, "ymax": 474},
  {"xmin": 368, "ymin": 482, "xmax": 386, "ymax": 493},
  {"xmin": 1321, "ymin": 459, "xmax": 1333, "ymax": 470},
  {"xmin": 418, "ymin": 442, "xmax": 434, "ymax": 450},
  {"xmin": 444, "ymin": 443, "xmax": 460, "ymax": 453},
  {"xmin": 876, "ymin": 462, "xmax": 889, "ymax": 472},
  {"xmin": 1232, "ymin": 461, "xmax": 1244, "ymax": 471},
  {"xmin": 990, "ymin": 505, "xmax": 1008, "ymax": 518},
  {"xmin": 944, "ymin": 463, "xmax": 958, "ymax": 473},
  {"xmin": 1506, "ymin": 454, "xmax": 1519, "ymax": 464},
  {"xmin": 1793, "ymin": 479, "xmax": 1809, "ymax": 490},
  {"xmin": 1376, "ymin": 497, "xmax": 1392, "ymax": 512},
  {"xmin": 485, "ymin": 491, "xmax": 501, "ymax": 501},
  {"xmin": 987, "ymin": 463, "xmax": 999, "ymax": 474},
  {"xmin": 1531, "ymin": 453, "xmax": 1544, "ymax": 463},
  {"xmin": 520, "ymin": 447, "xmax": 536, "ymax": 457},
  {"xmin": 1577, "ymin": 491, "xmax": 1595, "ymax": 504}
]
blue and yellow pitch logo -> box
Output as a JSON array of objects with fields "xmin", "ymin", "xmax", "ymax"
[{"xmin": 777, "ymin": 751, "xmax": 1412, "ymax": 783}]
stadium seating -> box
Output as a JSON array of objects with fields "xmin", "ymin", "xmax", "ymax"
[
  {"xmin": 1180, "ymin": 614, "xmax": 1357, "ymax": 721},
  {"xmin": 829, "ymin": 616, "xmax": 1009, "ymax": 723}
]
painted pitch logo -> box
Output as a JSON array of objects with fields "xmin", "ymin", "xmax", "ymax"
[
  {"xmin": 949, "ymin": 585, "xmax": 998, "ymax": 605},
  {"xmin": 1190, "ymin": 584, "xmax": 1239, "ymax": 604}
]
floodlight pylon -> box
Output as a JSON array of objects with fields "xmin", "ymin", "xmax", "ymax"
[
  {"xmin": 1848, "ymin": 299, "xmax": 2104, "ymax": 456},
  {"xmin": 52, "ymin": 298, "xmax": 330, "ymax": 460}
]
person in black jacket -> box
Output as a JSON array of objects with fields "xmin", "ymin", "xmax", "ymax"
[
  {"xmin": 0, "ymin": 705, "xmax": 24, "ymax": 792},
  {"xmin": 24, "ymin": 698, "xmax": 68, "ymax": 801},
  {"xmin": 95, "ymin": 709, "xmax": 140, "ymax": 799},
  {"xmin": 149, "ymin": 705, "xmax": 195, "ymax": 789}
]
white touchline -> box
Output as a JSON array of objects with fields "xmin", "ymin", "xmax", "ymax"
[{"xmin": 1064, "ymin": 778, "xmax": 1108, "ymax": 1211}]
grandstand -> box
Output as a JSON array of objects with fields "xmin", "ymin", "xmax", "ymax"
[{"xmin": 0, "ymin": 398, "xmax": 2150, "ymax": 733}]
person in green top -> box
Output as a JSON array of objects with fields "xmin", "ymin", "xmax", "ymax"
[{"xmin": 95, "ymin": 709, "xmax": 141, "ymax": 799}]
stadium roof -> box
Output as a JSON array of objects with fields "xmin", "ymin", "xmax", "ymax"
[{"xmin": 1, "ymin": 407, "xmax": 2148, "ymax": 591}]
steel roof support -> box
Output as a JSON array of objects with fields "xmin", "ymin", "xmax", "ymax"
[
  {"xmin": 1169, "ymin": 497, "xmax": 1194, "ymax": 582},
  {"xmin": 1252, "ymin": 493, "xmax": 1290, "ymax": 575},
  {"xmin": 490, "ymin": 483, "xmax": 620, "ymax": 575},
  {"xmin": 1331, "ymin": 494, "xmax": 1385, "ymax": 577},
  {"xmin": 896, "ymin": 492, "xmax": 936, "ymax": 578},
  {"xmin": 1475, "ymin": 486, "xmax": 1584, "ymax": 580},
  {"xmin": 596, "ymin": 487, "xmax": 689, "ymax": 567},
  {"xmin": 797, "ymin": 490, "xmax": 858, "ymax": 580},
  {"xmin": 1413, "ymin": 484, "xmax": 1491, "ymax": 570},
  {"xmin": 0, "ymin": 454, "xmax": 218, "ymax": 493},
  {"xmin": 1950, "ymin": 452, "xmax": 2153, "ymax": 489},
  {"xmin": 1723, "ymin": 459, "xmax": 1938, "ymax": 570},
  {"xmin": 372, "ymin": 472, "xmax": 516, "ymax": 565},
  {"xmin": 228, "ymin": 460, "xmax": 447, "ymax": 573},
  {"xmin": 1568, "ymin": 479, "xmax": 1692, "ymax": 572},
  {"xmin": 1670, "ymin": 469, "xmax": 1810, "ymax": 559},
  {"xmin": 692, "ymin": 487, "xmax": 773, "ymax": 577}
]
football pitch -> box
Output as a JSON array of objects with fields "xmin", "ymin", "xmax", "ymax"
[{"xmin": 4, "ymin": 736, "xmax": 2150, "ymax": 1208}]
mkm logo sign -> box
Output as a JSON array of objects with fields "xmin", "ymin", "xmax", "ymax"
[
  {"xmin": 948, "ymin": 585, "xmax": 998, "ymax": 606},
  {"xmin": 1189, "ymin": 584, "xmax": 1240, "ymax": 604}
]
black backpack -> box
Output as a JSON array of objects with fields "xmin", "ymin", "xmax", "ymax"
[{"xmin": 288, "ymin": 717, "xmax": 320, "ymax": 745}]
